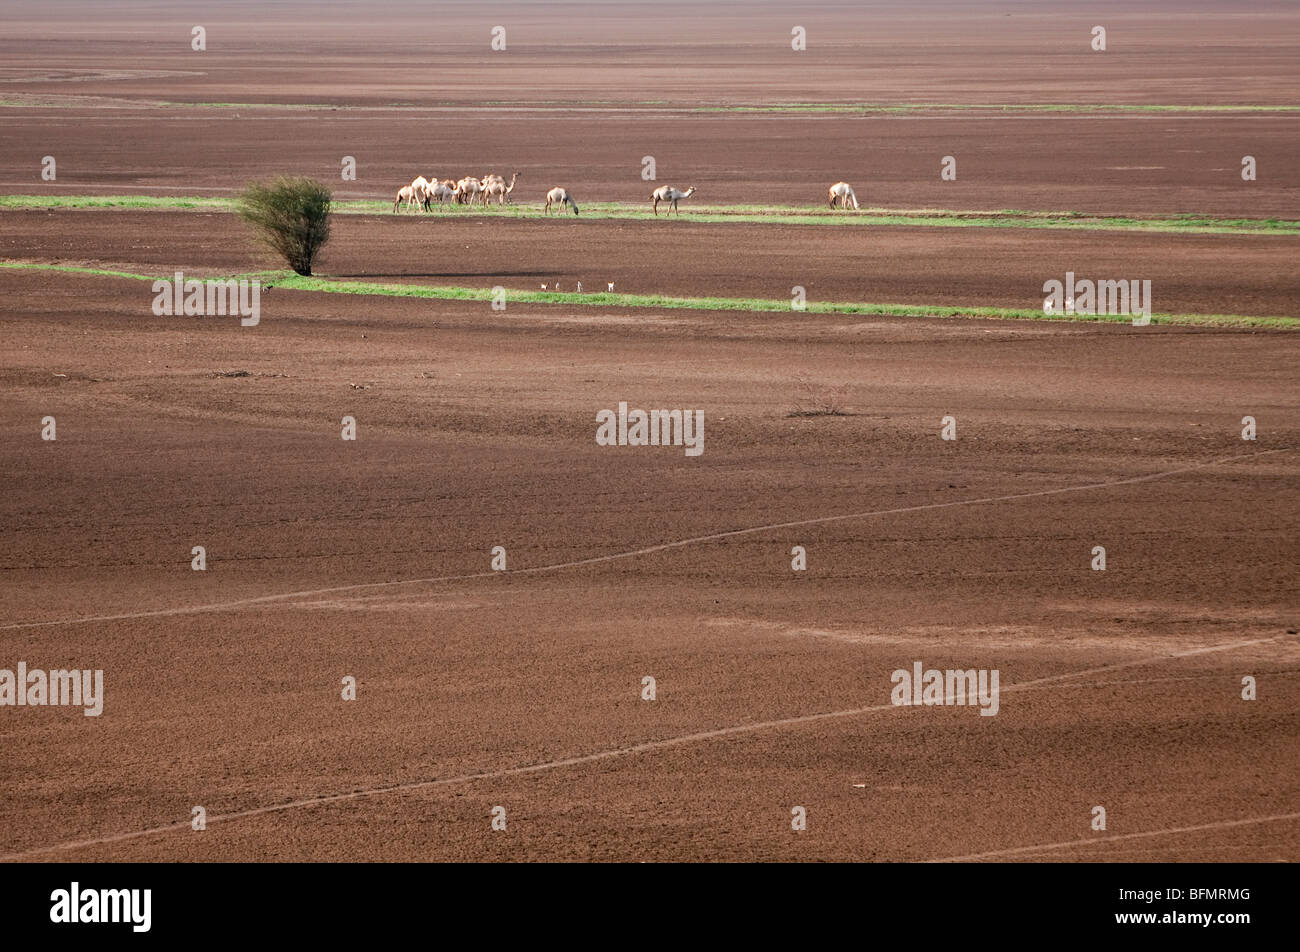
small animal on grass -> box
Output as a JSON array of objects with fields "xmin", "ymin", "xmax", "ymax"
[
  {"xmin": 828, "ymin": 181, "xmax": 859, "ymax": 210},
  {"xmin": 454, "ymin": 176, "xmax": 486, "ymax": 205},
  {"xmin": 652, "ymin": 185, "xmax": 696, "ymax": 216},
  {"xmin": 393, "ymin": 185, "xmax": 418, "ymax": 212},
  {"xmin": 483, "ymin": 172, "xmax": 520, "ymax": 205},
  {"xmin": 545, "ymin": 187, "xmax": 579, "ymax": 215},
  {"xmin": 410, "ymin": 176, "xmax": 433, "ymax": 210},
  {"xmin": 427, "ymin": 179, "xmax": 456, "ymax": 205}
]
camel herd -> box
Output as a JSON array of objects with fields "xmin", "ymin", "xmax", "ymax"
[
  {"xmin": 391, "ymin": 176, "xmax": 864, "ymax": 215},
  {"xmin": 394, "ymin": 171, "xmax": 520, "ymax": 211}
]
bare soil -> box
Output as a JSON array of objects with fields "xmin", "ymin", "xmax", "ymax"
[{"xmin": 0, "ymin": 0, "xmax": 1296, "ymax": 862}]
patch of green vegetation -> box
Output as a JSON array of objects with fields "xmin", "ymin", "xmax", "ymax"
[
  {"xmin": 167, "ymin": 101, "xmax": 332, "ymax": 110},
  {"xmin": 0, "ymin": 194, "xmax": 234, "ymax": 210},
  {"xmin": 0, "ymin": 261, "xmax": 160, "ymax": 281},
  {"xmin": 694, "ymin": 102, "xmax": 1300, "ymax": 114},
  {"xmin": 264, "ymin": 276, "xmax": 1300, "ymax": 327},
  {"xmin": 3, "ymin": 260, "xmax": 1293, "ymax": 329},
  {"xmin": 6, "ymin": 96, "xmax": 1298, "ymax": 116},
  {"xmin": 4, "ymin": 194, "xmax": 1297, "ymax": 235}
]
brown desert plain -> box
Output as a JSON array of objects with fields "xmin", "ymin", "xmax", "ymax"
[{"xmin": 0, "ymin": 0, "xmax": 1297, "ymax": 862}]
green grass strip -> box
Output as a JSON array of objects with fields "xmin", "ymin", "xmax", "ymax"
[
  {"xmin": 6, "ymin": 96, "xmax": 1294, "ymax": 114},
  {"xmin": 2, "ymin": 194, "xmax": 1297, "ymax": 235},
  {"xmin": 693, "ymin": 102, "xmax": 1300, "ymax": 114},
  {"xmin": 0, "ymin": 261, "xmax": 160, "ymax": 281},
  {"xmin": 2, "ymin": 260, "xmax": 1294, "ymax": 329},
  {"xmin": 0, "ymin": 195, "xmax": 234, "ymax": 210}
]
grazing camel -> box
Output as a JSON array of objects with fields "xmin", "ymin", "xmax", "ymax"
[
  {"xmin": 652, "ymin": 185, "xmax": 696, "ymax": 217},
  {"xmin": 454, "ymin": 176, "xmax": 486, "ymax": 205},
  {"xmin": 431, "ymin": 179, "xmax": 456, "ymax": 204},
  {"xmin": 828, "ymin": 181, "xmax": 859, "ymax": 210},
  {"xmin": 393, "ymin": 184, "xmax": 419, "ymax": 213},
  {"xmin": 544, "ymin": 187, "xmax": 579, "ymax": 216},
  {"xmin": 484, "ymin": 171, "xmax": 520, "ymax": 205}
]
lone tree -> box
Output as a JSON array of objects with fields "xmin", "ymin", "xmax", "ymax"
[{"xmin": 237, "ymin": 176, "xmax": 332, "ymax": 276}]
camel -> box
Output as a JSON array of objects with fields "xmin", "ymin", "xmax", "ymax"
[
  {"xmin": 432, "ymin": 179, "xmax": 457, "ymax": 204},
  {"xmin": 393, "ymin": 184, "xmax": 419, "ymax": 213},
  {"xmin": 828, "ymin": 181, "xmax": 859, "ymax": 210},
  {"xmin": 483, "ymin": 171, "xmax": 520, "ymax": 205},
  {"xmin": 544, "ymin": 187, "xmax": 579, "ymax": 216},
  {"xmin": 454, "ymin": 176, "xmax": 486, "ymax": 205},
  {"xmin": 410, "ymin": 175, "xmax": 433, "ymax": 211},
  {"xmin": 652, "ymin": 185, "xmax": 696, "ymax": 217}
]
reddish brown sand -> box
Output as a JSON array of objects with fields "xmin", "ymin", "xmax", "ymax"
[
  {"xmin": 1, "ymin": 1, "xmax": 1299, "ymax": 216},
  {"xmin": 0, "ymin": 1, "xmax": 1297, "ymax": 862}
]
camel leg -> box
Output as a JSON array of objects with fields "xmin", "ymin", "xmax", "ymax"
[{"xmin": 653, "ymin": 199, "xmax": 658, "ymax": 217}]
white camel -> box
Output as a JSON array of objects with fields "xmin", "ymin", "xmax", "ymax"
[
  {"xmin": 432, "ymin": 179, "xmax": 456, "ymax": 204},
  {"xmin": 410, "ymin": 175, "xmax": 434, "ymax": 211},
  {"xmin": 484, "ymin": 171, "xmax": 520, "ymax": 205},
  {"xmin": 828, "ymin": 181, "xmax": 859, "ymax": 210},
  {"xmin": 545, "ymin": 187, "xmax": 579, "ymax": 216},
  {"xmin": 652, "ymin": 185, "xmax": 696, "ymax": 216}
]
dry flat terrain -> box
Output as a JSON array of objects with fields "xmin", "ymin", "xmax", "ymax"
[{"xmin": 0, "ymin": 1, "xmax": 1297, "ymax": 862}]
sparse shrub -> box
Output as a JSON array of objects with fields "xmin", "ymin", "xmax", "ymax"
[
  {"xmin": 788, "ymin": 372, "xmax": 851, "ymax": 417},
  {"xmin": 237, "ymin": 176, "xmax": 332, "ymax": 276}
]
